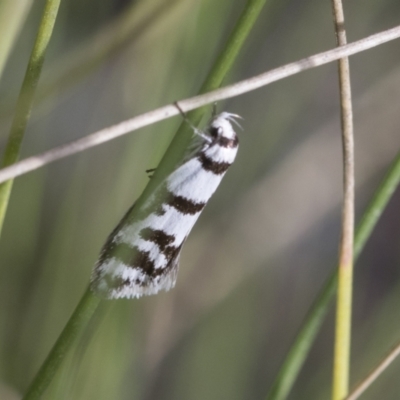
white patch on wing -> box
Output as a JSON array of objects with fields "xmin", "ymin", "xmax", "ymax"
[
  {"xmin": 109, "ymin": 268, "xmax": 178, "ymax": 299},
  {"xmin": 135, "ymin": 238, "xmax": 167, "ymax": 269},
  {"xmin": 117, "ymin": 204, "xmax": 201, "ymax": 249},
  {"xmin": 204, "ymin": 144, "xmax": 237, "ymax": 164},
  {"xmin": 210, "ymin": 114, "xmax": 238, "ymax": 139},
  {"xmin": 95, "ymin": 255, "xmax": 180, "ymax": 299},
  {"xmin": 95, "ymin": 258, "xmax": 145, "ymax": 293},
  {"xmin": 167, "ymin": 159, "xmax": 223, "ymax": 203},
  {"xmin": 109, "ymin": 258, "xmax": 179, "ymax": 299},
  {"xmin": 155, "ymin": 205, "xmax": 200, "ymax": 244},
  {"xmin": 97, "ymin": 258, "xmax": 143, "ymax": 280}
]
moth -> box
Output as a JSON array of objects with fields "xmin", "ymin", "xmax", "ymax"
[{"xmin": 90, "ymin": 107, "xmax": 241, "ymax": 299}]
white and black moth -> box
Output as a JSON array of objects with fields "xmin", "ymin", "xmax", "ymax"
[{"xmin": 90, "ymin": 110, "xmax": 240, "ymax": 299}]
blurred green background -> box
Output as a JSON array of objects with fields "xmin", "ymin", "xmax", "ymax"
[{"xmin": 1, "ymin": 0, "xmax": 400, "ymax": 399}]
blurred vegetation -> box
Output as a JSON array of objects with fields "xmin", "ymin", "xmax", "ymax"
[{"xmin": 1, "ymin": 0, "xmax": 400, "ymax": 399}]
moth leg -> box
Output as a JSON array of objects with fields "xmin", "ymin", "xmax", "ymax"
[{"xmin": 146, "ymin": 168, "xmax": 156, "ymax": 178}]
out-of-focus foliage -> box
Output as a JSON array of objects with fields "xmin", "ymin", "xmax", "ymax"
[{"xmin": 1, "ymin": 0, "xmax": 400, "ymax": 399}]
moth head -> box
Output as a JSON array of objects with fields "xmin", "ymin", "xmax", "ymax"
[{"xmin": 207, "ymin": 112, "xmax": 242, "ymax": 148}]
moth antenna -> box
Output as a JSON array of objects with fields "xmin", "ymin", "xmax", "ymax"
[
  {"xmin": 174, "ymin": 102, "xmax": 212, "ymax": 143},
  {"xmin": 230, "ymin": 118, "xmax": 243, "ymax": 131},
  {"xmin": 225, "ymin": 113, "xmax": 244, "ymax": 131}
]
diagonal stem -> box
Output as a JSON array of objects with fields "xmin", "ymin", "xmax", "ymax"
[
  {"xmin": 20, "ymin": 1, "xmax": 268, "ymax": 398},
  {"xmin": 345, "ymin": 340, "xmax": 400, "ymax": 400},
  {"xmin": 22, "ymin": 288, "xmax": 100, "ymax": 400},
  {"xmin": 0, "ymin": 25, "xmax": 398, "ymax": 186}
]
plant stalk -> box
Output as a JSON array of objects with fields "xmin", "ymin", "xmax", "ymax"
[
  {"xmin": 0, "ymin": 0, "xmax": 61, "ymax": 237},
  {"xmin": 20, "ymin": 0, "xmax": 268, "ymax": 398},
  {"xmin": 331, "ymin": 0, "xmax": 355, "ymax": 398}
]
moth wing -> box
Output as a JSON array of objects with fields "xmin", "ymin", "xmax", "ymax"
[
  {"xmin": 104, "ymin": 240, "xmax": 183, "ymax": 299},
  {"xmin": 91, "ymin": 203, "xmax": 136, "ymax": 293},
  {"xmin": 150, "ymin": 239, "xmax": 184, "ymax": 295},
  {"xmin": 94, "ymin": 202, "xmax": 135, "ymax": 265}
]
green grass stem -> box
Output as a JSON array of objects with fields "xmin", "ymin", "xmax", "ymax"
[
  {"xmin": 22, "ymin": 287, "xmax": 101, "ymax": 400},
  {"xmin": 0, "ymin": 0, "xmax": 61, "ymax": 237},
  {"xmin": 136, "ymin": 0, "xmax": 268, "ymax": 210},
  {"xmin": 32, "ymin": 0, "xmax": 182, "ymax": 113},
  {"xmin": 20, "ymin": 0, "xmax": 268, "ymax": 398},
  {"xmin": 0, "ymin": 0, "xmax": 182, "ymax": 123}
]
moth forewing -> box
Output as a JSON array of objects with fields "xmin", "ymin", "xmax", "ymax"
[{"xmin": 90, "ymin": 112, "xmax": 240, "ymax": 299}]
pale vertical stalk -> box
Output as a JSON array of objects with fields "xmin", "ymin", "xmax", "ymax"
[
  {"xmin": 266, "ymin": 149, "xmax": 400, "ymax": 400},
  {"xmin": 331, "ymin": 1, "xmax": 355, "ymax": 399}
]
